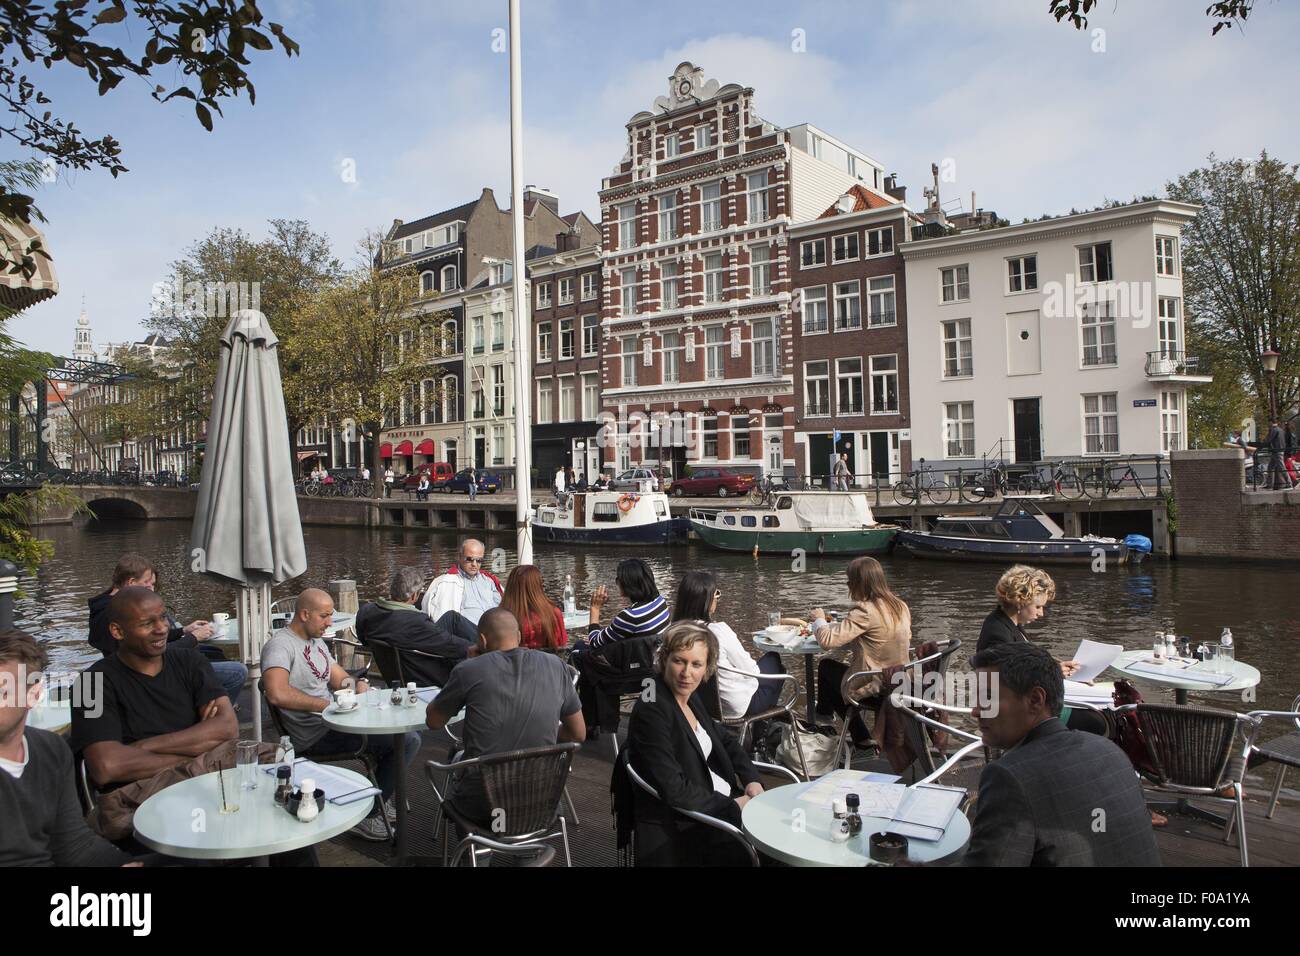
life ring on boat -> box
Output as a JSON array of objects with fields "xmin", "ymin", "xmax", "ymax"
[{"xmin": 617, "ymin": 494, "xmax": 638, "ymax": 513}]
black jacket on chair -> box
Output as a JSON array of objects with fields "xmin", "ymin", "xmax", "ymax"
[
  {"xmin": 355, "ymin": 600, "xmax": 471, "ymax": 687},
  {"xmin": 623, "ymin": 675, "xmax": 761, "ymax": 866}
]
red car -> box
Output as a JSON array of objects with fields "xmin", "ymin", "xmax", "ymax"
[{"xmin": 670, "ymin": 467, "xmax": 756, "ymax": 498}]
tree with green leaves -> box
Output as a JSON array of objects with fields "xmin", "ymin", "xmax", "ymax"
[
  {"xmin": 0, "ymin": 0, "xmax": 299, "ymax": 275},
  {"xmin": 1048, "ymin": 1, "xmax": 1256, "ymax": 35},
  {"xmin": 1168, "ymin": 153, "xmax": 1300, "ymax": 432}
]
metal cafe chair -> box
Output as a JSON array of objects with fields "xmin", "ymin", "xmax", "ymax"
[
  {"xmin": 1246, "ymin": 695, "xmax": 1300, "ymax": 820},
  {"xmin": 449, "ymin": 834, "xmax": 557, "ymax": 868},
  {"xmin": 620, "ymin": 750, "xmax": 800, "ymax": 867},
  {"xmin": 888, "ymin": 693, "xmax": 985, "ymax": 786},
  {"xmin": 701, "ymin": 665, "xmax": 808, "ymax": 781},
  {"xmin": 1115, "ymin": 702, "xmax": 1261, "ymax": 866},
  {"xmin": 425, "ymin": 741, "xmax": 579, "ymax": 867}
]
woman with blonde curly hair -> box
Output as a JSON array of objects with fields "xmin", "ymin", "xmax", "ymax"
[{"xmin": 978, "ymin": 565, "xmax": 1079, "ymax": 678}]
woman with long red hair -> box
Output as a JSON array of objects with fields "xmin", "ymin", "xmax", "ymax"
[{"xmin": 502, "ymin": 565, "xmax": 568, "ymax": 650}]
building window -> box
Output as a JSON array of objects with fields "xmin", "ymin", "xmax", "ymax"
[
  {"xmin": 617, "ymin": 203, "xmax": 637, "ymax": 250},
  {"xmin": 582, "ymin": 314, "xmax": 599, "ymax": 356},
  {"xmin": 490, "ymin": 263, "xmax": 506, "ymax": 285},
  {"xmin": 441, "ymin": 264, "xmax": 457, "ymax": 291},
  {"xmin": 752, "ymin": 318, "xmax": 778, "ymax": 377},
  {"xmin": 801, "ymin": 239, "xmax": 826, "ymax": 268},
  {"xmin": 443, "ymin": 375, "xmax": 458, "ymax": 421},
  {"xmin": 942, "ymin": 319, "xmax": 973, "ymax": 378},
  {"xmin": 421, "ymin": 271, "xmax": 434, "ymax": 294},
  {"xmin": 491, "ymin": 313, "xmax": 505, "ymax": 352},
  {"xmin": 700, "ymin": 181, "xmax": 722, "ymax": 232},
  {"xmin": 1080, "ymin": 300, "xmax": 1117, "ymax": 366},
  {"xmin": 1161, "ymin": 391, "xmax": 1183, "ymax": 453},
  {"xmin": 944, "ymin": 402, "xmax": 975, "ymax": 458},
  {"xmin": 621, "ymin": 335, "xmax": 638, "ymax": 387},
  {"xmin": 1156, "ymin": 235, "xmax": 1179, "ymax": 277},
  {"xmin": 536, "ymin": 282, "xmax": 552, "ymax": 308},
  {"xmin": 655, "ymin": 191, "xmax": 678, "ymax": 241},
  {"xmin": 492, "ymin": 425, "xmax": 505, "ymax": 465},
  {"xmin": 1078, "ymin": 241, "xmax": 1114, "ymax": 282},
  {"xmin": 804, "ymin": 361, "xmax": 830, "ymax": 416},
  {"xmin": 801, "ymin": 285, "xmax": 828, "ymax": 333},
  {"xmin": 581, "ymin": 272, "xmax": 598, "ymax": 300},
  {"xmin": 734, "ymin": 426, "xmax": 750, "ymax": 459},
  {"xmin": 471, "ymin": 382, "xmax": 485, "ymax": 419},
  {"xmin": 620, "ymin": 267, "xmax": 637, "ymax": 316},
  {"xmin": 537, "ymin": 379, "xmax": 553, "ymax": 424},
  {"xmin": 703, "ymin": 252, "xmax": 724, "ymax": 303},
  {"xmin": 422, "ymin": 378, "xmax": 439, "ymax": 424},
  {"xmin": 558, "ymin": 278, "xmax": 574, "ymax": 304},
  {"xmin": 663, "ymin": 132, "xmax": 679, "ymax": 159},
  {"xmin": 660, "ymin": 260, "xmax": 680, "ymax": 310},
  {"xmin": 865, "ymin": 226, "xmax": 894, "ymax": 257},
  {"xmin": 837, "ymin": 358, "xmax": 864, "ymax": 414},
  {"xmin": 471, "ymin": 316, "xmax": 484, "ymax": 355},
  {"xmin": 536, "ymin": 322, "xmax": 552, "ymax": 362},
  {"xmin": 1007, "ymin": 255, "xmax": 1038, "ymax": 293},
  {"xmin": 704, "ymin": 325, "xmax": 726, "ymax": 381},
  {"xmin": 694, "ymin": 124, "xmax": 714, "ymax": 150},
  {"xmin": 701, "ymin": 412, "xmax": 718, "ymax": 457},
  {"xmin": 559, "ymin": 378, "xmax": 575, "ymax": 422},
  {"xmin": 941, "ymin": 264, "xmax": 970, "ymax": 303},
  {"xmin": 491, "ymin": 364, "xmax": 505, "ymax": 416},
  {"xmin": 749, "ymin": 245, "xmax": 771, "ymax": 296},
  {"xmin": 746, "ymin": 170, "xmax": 769, "ymax": 223},
  {"xmin": 559, "ymin": 318, "xmax": 574, "ymax": 359},
  {"xmin": 833, "ymin": 280, "xmax": 861, "ymax": 331},
  {"xmin": 582, "ymin": 373, "xmax": 600, "ymax": 419},
  {"xmin": 832, "ymin": 233, "xmax": 859, "ymax": 263},
  {"xmin": 1083, "ymin": 393, "xmax": 1119, "ymax": 453},
  {"xmin": 662, "ymin": 331, "xmax": 682, "ymax": 383},
  {"xmin": 867, "ymin": 276, "xmax": 896, "ymax": 327},
  {"xmin": 870, "ymin": 355, "xmax": 899, "ymax": 413},
  {"xmin": 1157, "ymin": 297, "xmax": 1180, "ymax": 357}
]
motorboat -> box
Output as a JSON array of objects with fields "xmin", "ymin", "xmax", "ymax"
[
  {"xmin": 689, "ymin": 491, "xmax": 897, "ymax": 555},
  {"xmin": 532, "ymin": 490, "xmax": 688, "ymax": 545}
]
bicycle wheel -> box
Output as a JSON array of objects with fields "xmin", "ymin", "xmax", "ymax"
[
  {"xmin": 748, "ymin": 484, "xmax": 766, "ymax": 505},
  {"xmin": 892, "ymin": 481, "xmax": 917, "ymax": 506},
  {"xmin": 305, "ymin": 481, "xmax": 321, "ymax": 497},
  {"xmin": 1082, "ymin": 471, "xmax": 1108, "ymax": 499},
  {"xmin": 1056, "ymin": 474, "xmax": 1085, "ymax": 500},
  {"xmin": 925, "ymin": 480, "xmax": 953, "ymax": 505}
]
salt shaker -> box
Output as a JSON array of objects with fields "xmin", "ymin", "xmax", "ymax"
[
  {"xmin": 296, "ymin": 778, "xmax": 319, "ymax": 822},
  {"xmin": 390, "ymin": 684, "xmax": 403, "ymax": 707},
  {"xmin": 406, "ymin": 682, "xmax": 419, "ymax": 707}
]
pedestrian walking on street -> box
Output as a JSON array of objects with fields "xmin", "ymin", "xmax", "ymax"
[
  {"xmin": 1265, "ymin": 419, "xmax": 1289, "ymax": 489},
  {"xmin": 833, "ymin": 453, "xmax": 851, "ymax": 492},
  {"xmin": 467, "ymin": 465, "xmax": 478, "ymax": 500},
  {"xmin": 384, "ymin": 466, "xmax": 395, "ymax": 498}
]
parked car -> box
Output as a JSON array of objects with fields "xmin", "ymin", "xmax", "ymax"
[
  {"xmin": 434, "ymin": 468, "xmax": 502, "ymax": 495},
  {"xmin": 669, "ymin": 467, "xmax": 756, "ymax": 498},
  {"xmin": 402, "ymin": 462, "xmax": 455, "ymax": 492},
  {"xmin": 610, "ymin": 467, "xmax": 670, "ymax": 492}
]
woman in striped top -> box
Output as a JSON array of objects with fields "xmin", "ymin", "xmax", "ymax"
[{"xmin": 577, "ymin": 558, "xmax": 669, "ymax": 651}]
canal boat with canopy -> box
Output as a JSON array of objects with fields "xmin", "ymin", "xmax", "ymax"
[
  {"xmin": 532, "ymin": 490, "xmax": 688, "ymax": 545},
  {"xmin": 896, "ymin": 495, "xmax": 1129, "ymax": 565},
  {"xmin": 688, "ymin": 491, "xmax": 898, "ymax": 555}
]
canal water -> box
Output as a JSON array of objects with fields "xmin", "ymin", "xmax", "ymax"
[{"xmin": 20, "ymin": 520, "xmax": 1300, "ymax": 716}]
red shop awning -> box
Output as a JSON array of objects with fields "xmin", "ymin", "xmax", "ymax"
[
  {"xmin": 379, "ymin": 443, "xmax": 393, "ymax": 458},
  {"xmin": 416, "ymin": 439, "xmax": 435, "ymax": 456},
  {"xmin": 394, "ymin": 440, "xmax": 414, "ymax": 456}
]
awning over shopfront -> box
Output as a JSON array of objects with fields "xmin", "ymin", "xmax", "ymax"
[
  {"xmin": 0, "ymin": 217, "xmax": 58, "ymax": 314},
  {"xmin": 416, "ymin": 439, "xmax": 435, "ymax": 456},
  {"xmin": 379, "ymin": 442, "xmax": 393, "ymax": 458},
  {"xmin": 295, "ymin": 450, "xmax": 320, "ymax": 461},
  {"xmin": 394, "ymin": 440, "xmax": 413, "ymax": 456}
]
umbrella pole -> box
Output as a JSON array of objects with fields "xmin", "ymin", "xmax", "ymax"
[
  {"xmin": 238, "ymin": 583, "xmax": 272, "ymax": 741},
  {"xmin": 508, "ymin": 0, "xmax": 534, "ymax": 566}
]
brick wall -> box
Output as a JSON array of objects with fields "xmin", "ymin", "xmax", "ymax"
[{"xmin": 1172, "ymin": 449, "xmax": 1300, "ymax": 560}]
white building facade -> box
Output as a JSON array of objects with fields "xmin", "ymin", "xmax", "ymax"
[
  {"xmin": 901, "ymin": 200, "xmax": 1208, "ymax": 467},
  {"xmin": 463, "ymin": 263, "xmax": 517, "ymax": 471}
]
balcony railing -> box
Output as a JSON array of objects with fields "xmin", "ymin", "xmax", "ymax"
[
  {"xmin": 868, "ymin": 308, "xmax": 897, "ymax": 327},
  {"xmin": 1145, "ymin": 350, "xmax": 1201, "ymax": 376}
]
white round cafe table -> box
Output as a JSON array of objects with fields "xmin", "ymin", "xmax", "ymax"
[
  {"xmin": 1108, "ymin": 649, "xmax": 1260, "ymax": 705},
  {"xmin": 752, "ymin": 632, "xmax": 823, "ymax": 725},
  {"xmin": 563, "ymin": 610, "xmax": 590, "ymax": 632},
  {"xmin": 209, "ymin": 612, "xmax": 358, "ymax": 647},
  {"xmin": 322, "ymin": 687, "xmax": 435, "ymax": 865},
  {"xmin": 27, "ymin": 700, "xmax": 72, "ymax": 734},
  {"xmin": 742, "ymin": 781, "xmax": 970, "ymax": 867},
  {"xmin": 133, "ymin": 765, "xmax": 373, "ymax": 861}
]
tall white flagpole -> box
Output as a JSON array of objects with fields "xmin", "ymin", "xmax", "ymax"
[{"xmin": 508, "ymin": 0, "xmax": 534, "ymax": 565}]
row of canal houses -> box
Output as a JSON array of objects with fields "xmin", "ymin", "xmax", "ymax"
[{"xmin": 342, "ymin": 61, "xmax": 1205, "ymax": 487}]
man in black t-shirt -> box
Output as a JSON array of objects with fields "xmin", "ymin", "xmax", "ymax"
[{"xmin": 72, "ymin": 587, "xmax": 237, "ymax": 794}]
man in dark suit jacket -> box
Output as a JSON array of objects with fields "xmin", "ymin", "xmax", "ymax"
[
  {"xmin": 356, "ymin": 567, "xmax": 478, "ymax": 687},
  {"xmin": 964, "ymin": 642, "xmax": 1160, "ymax": 866}
]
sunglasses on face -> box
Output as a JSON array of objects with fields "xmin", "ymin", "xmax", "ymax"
[{"xmin": 462, "ymin": 556, "xmax": 484, "ymax": 564}]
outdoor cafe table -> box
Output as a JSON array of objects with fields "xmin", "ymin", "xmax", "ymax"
[
  {"xmin": 210, "ymin": 612, "xmax": 358, "ymax": 649},
  {"xmin": 752, "ymin": 632, "xmax": 822, "ymax": 725},
  {"xmin": 742, "ymin": 775, "xmax": 971, "ymax": 867},
  {"xmin": 132, "ymin": 765, "xmax": 373, "ymax": 863},
  {"xmin": 1108, "ymin": 649, "xmax": 1260, "ymax": 706},
  {"xmin": 322, "ymin": 686, "xmax": 435, "ymax": 865}
]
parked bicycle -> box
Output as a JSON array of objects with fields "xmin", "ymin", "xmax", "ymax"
[
  {"xmin": 748, "ymin": 472, "xmax": 793, "ymax": 506},
  {"xmin": 958, "ymin": 460, "xmax": 1010, "ymax": 502},
  {"xmin": 892, "ymin": 460, "xmax": 953, "ymax": 505},
  {"xmin": 1083, "ymin": 458, "xmax": 1147, "ymax": 499},
  {"xmin": 1016, "ymin": 461, "xmax": 1086, "ymax": 499}
]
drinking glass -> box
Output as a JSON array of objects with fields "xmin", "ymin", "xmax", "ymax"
[
  {"xmin": 768, "ymin": 612, "xmax": 780, "ymax": 630},
  {"xmin": 1152, "ymin": 638, "xmax": 1165, "ymax": 660},
  {"xmin": 1201, "ymin": 643, "xmax": 1219, "ymax": 673},
  {"xmin": 236, "ymin": 740, "xmax": 260, "ymax": 791},
  {"xmin": 366, "ymin": 685, "xmax": 382, "ymax": 708},
  {"xmin": 1217, "ymin": 643, "xmax": 1235, "ymax": 674},
  {"xmin": 218, "ymin": 768, "xmax": 239, "ymax": 814}
]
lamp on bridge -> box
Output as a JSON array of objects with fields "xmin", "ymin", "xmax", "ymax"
[{"xmin": 1261, "ymin": 349, "xmax": 1280, "ymax": 422}]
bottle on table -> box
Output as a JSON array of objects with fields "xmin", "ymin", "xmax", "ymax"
[
  {"xmin": 276, "ymin": 735, "xmax": 295, "ymax": 788},
  {"xmin": 274, "ymin": 766, "xmax": 293, "ymax": 806},
  {"xmin": 1219, "ymin": 628, "xmax": 1235, "ymax": 673},
  {"xmin": 390, "ymin": 684, "xmax": 404, "ymax": 707},
  {"xmin": 406, "ymin": 682, "xmax": 419, "ymax": 707},
  {"xmin": 296, "ymin": 779, "xmax": 319, "ymax": 822},
  {"xmin": 563, "ymin": 575, "xmax": 577, "ymax": 616},
  {"xmin": 845, "ymin": 792, "xmax": 863, "ymax": 836}
]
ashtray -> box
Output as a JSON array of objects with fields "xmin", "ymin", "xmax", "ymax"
[
  {"xmin": 284, "ymin": 787, "xmax": 326, "ymax": 819},
  {"xmin": 868, "ymin": 831, "xmax": 909, "ymax": 864}
]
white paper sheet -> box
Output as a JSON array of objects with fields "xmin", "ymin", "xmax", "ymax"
[
  {"xmin": 1067, "ymin": 640, "xmax": 1124, "ymax": 683},
  {"xmin": 888, "ymin": 784, "xmax": 966, "ymax": 841},
  {"xmin": 796, "ymin": 769, "xmax": 901, "ymax": 807},
  {"xmin": 1064, "ymin": 679, "xmax": 1115, "ymax": 704}
]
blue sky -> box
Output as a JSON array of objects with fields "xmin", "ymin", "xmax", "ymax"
[{"xmin": 8, "ymin": 0, "xmax": 1300, "ymax": 354}]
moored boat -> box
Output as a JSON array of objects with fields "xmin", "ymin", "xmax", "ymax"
[
  {"xmin": 532, "ymin": 490, "xmax": 688, "ymax": 546},
  {"xmin": 689, "ymin": 491, "xmax": 898, "ymax": 555},
  {"xmin": 896, "ymin": 496, "xmax": 1129, "ymax": 565}
]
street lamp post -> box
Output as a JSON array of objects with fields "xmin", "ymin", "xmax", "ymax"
[{"xmin": 1262, "ymin": 349, "xmax": 1280, "ymax": 423}]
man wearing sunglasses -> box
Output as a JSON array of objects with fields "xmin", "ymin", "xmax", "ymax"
[{"xmin": 421, "ymin": 539, "xmax": 503, "ymax": 629}]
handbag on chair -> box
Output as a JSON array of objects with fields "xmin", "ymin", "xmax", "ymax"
[{"xmin": 776, "ymin": 720, "xmax": 839, "ymax": 778}]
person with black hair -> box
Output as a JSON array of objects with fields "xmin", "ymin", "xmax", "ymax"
[
  {"xmin": 671, "ymin": 570, "xmax": 784, "ymax": 719},
  {"xmin": 575, "ymin": 558, "xmax": 669, "ymax": 653},
  {"xmin": 964, "ymin": 642, "xmax": 1159, "ymax": 866}
]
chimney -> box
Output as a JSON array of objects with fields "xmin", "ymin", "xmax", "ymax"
[
  {"xmin": 523, "ymin": 185, "xmax": 560, "ymax": 215},
  {"xmin": 556, "ymin": 228, "xmax": 581, "ymax": 253},
  {"xmin": 884, "ymin": 173, "xmax": 906, "ymax": 203}
]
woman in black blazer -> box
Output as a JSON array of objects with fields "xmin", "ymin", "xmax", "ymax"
[{"xmin": 626, "ymin": 621, "xmax": 763, "ymax": 866}]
